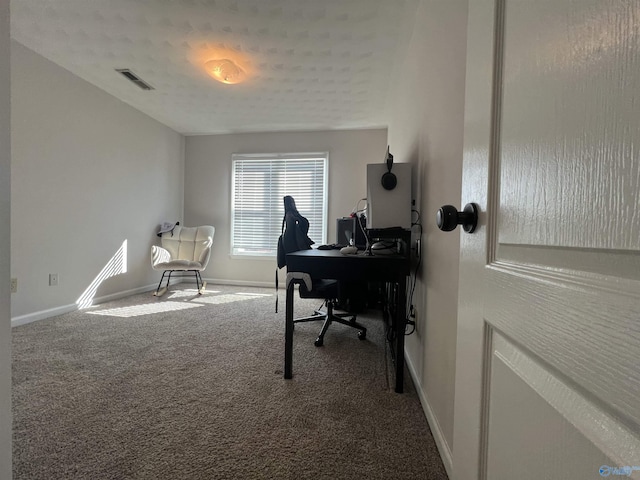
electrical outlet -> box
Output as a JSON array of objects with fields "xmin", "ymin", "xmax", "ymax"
[
  {"xmin": 49, "ymin": 273, "xmax": 59, "ymax": 286},
  {"xmin": 10, "ymin": 278, "xmax": 17, "ymax": 293}
]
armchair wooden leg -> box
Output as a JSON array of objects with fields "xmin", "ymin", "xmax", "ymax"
[
  {"xmin": 154, "ymin": 271, "xmax": 169, "ymax": 296},
  {"xmin": 196, "ymin": 271, "xmax": 206, "ymax": 294},
  {"xmin": 155, "ymin": 287, "xmax": 168, "ymax": 297}
]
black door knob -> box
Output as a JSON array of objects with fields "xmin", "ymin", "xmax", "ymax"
[{"xmin": 436, "ymin": 203, "xmax": 479, "ymax": 233}]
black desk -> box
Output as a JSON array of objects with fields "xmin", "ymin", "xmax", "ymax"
[{"xmin": 284, "ymin": 248, "xmax": 411, "ymax": 393}]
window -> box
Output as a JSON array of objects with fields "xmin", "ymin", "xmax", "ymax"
[{"xmin": 231, "ymin": 153, "xmax": 328, "ymax": 257}]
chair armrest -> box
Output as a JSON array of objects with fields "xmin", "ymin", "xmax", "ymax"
[
  {"xmin": 151, "ymin": 245, "xmax": 171, "ymax": 267},
  {"xmin": 198, "ymin": 246, "xmax": 212, "ymax": 269},
  {"xmin": 286, "ymin": 272, "xmax": 312, "ymax": 291}
]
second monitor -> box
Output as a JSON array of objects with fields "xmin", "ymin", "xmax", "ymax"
[{"xmin": 366, "ymin": 152, "xmax": 412, "ymax": 229}]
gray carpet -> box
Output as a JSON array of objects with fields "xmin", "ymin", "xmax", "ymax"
[{"xmin": 12, "ymin": 285, "xmax": 448, "ymax": 479}]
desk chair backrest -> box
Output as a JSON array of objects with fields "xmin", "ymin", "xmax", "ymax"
[{"xmin": 277, "ymin": 196, "xmax": 314, "ymax": 269}]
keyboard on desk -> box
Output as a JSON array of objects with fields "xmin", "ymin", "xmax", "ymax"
[{"xmin": 316, "ymin": 243, "xmax": 345, "ymax": 250}]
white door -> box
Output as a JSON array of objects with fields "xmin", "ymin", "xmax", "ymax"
[{"xmin": 452, "ymin": 1, "xmax": 640, "ymax": 479}]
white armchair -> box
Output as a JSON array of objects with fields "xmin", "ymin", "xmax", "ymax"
[{"xmin": 151, "ymin": 225, "xmax": 215, "ymax": 296}]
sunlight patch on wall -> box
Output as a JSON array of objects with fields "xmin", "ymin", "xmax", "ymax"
[{"xmin": 76, "ymin": 240, "xmax": 128, "ymax": 309}]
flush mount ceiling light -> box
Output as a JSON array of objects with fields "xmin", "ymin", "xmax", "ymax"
[{"xmin": 205, "ymin": 58, "xmax": 245, "ymax": 85}]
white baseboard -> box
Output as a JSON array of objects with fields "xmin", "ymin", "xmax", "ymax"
[
  {"xmin": 12, "ymin": 303, "xmax": 79, "ymax": 327},
  {"xmin": 11, "ymin": 280, "xmax": 276, "ymax": 327},
  {"xmin": 404, "ymin": 352, "xmax": 454, "ymax": 478},
  {"xmin": 201, "ymin": 278, "xmax": 276, "ymax": 289},
  {"xmin": 11, "ymin": 284, "xmax": 157, "ymax": 327}
]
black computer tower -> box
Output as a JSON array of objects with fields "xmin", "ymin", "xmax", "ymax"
[{"xmin": 336, "ymin": 216, "xmax": 367, "ymax": 248}]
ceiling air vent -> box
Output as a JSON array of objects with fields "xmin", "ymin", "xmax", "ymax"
[{"xmin": 115, "ymin": 69, "xmax": 155, "ymax": 91}]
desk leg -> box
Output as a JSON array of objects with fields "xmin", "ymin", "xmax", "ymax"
[
  {"xmin": 395, "ymin": 279, "xmax": 407, "ymax": 393},
  {"xmin": 284, "ymin": 281, "xmax": 295, "ymax": 379}
]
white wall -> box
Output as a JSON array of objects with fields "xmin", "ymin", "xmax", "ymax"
[
  {"xmin": 0, "ymin": 1, "xmax": 11, "ymax": 476},
  {"xmin": 184, "ymin": 129, "xmax": 387, "ymax": 286},
  {"xmin": 387, "ymin": 0, "xmax": 469, "ymax": 474},
  {"xmin": 10, "ymin": 42, "xmax": 185, "ymax": 322}
]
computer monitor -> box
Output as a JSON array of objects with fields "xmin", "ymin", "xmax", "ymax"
[{"xmin": 366, "ymin": 147, "xmax": 412, "ymax": 229}]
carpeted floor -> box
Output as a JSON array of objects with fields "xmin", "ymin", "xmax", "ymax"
[{"xmin": 12, "ymin": 285, "xmax": 448, "ymax": 479}]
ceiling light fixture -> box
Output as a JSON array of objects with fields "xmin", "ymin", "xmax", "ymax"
[{"xmin": 205, "ymin": 58, "xmax": 245, "ymax": 85}]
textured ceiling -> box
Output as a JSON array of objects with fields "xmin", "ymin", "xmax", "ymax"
[{"xmin": 10, "ymin": 0, "xmax": 419, "ymax": 135}]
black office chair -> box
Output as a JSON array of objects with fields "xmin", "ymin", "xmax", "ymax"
[
  {"xmin": 277, "ymin": 196, "xmax": 367, "ymax": 347},
  {"xmin": 295, "ymin": 279, "xmax": 367, "ymax": 347}
]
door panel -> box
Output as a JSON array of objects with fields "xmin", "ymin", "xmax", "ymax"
[
  {"xmin": 453, "ymin": 0, "xmax": 640, "ymax": 479},
  {"xmin": 486, "ymin": 332, "xmax": 626, "ymax": 480},
  {"xmin": 498, "ymin": 0, "xmax": 640, "ymax": 251},
  {"xmin": 486, "ymin": 263, "xmax": 640, "ymax": 427}
]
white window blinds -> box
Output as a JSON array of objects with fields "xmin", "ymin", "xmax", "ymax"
[{"xmin": 231, "ymin": 153, "xmax": 328, "ymax": 256}]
